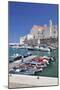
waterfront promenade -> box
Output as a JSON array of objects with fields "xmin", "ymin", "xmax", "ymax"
[{"xmin": 9, "ymin": 74, "xmax": 58, "ymax": 88}]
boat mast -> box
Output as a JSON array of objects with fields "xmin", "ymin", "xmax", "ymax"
[
  {"xmin": 49, "ymin": 19, "xmax": 53, "ymax": 38},
  {"xmin": 38, "ymin": 30, "xmax": 40, "ymax": 47}
]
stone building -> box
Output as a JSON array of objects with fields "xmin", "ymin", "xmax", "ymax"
[{"xmin": 20, "ymin": 20, "xmax": 58, "ymax": 46}]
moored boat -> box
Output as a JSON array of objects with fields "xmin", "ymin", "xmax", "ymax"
[{"xmin": 9, "ymin": 55, "xmax": 55, "ymax": 75}]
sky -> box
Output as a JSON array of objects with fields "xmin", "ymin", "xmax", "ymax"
[{"xmin": 8, "ymin": 1, "xmax": 58, "ymax": 43}]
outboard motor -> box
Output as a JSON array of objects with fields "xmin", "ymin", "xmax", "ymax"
[
  {"xmin": 49, "ymin": 58, "xmax": 51, "ymax": 63},
  {"xmin": 49, "ymin": 56, "xmax": 56, "ymax": 63},
  {"xmin": 53, "ymin": 56, "xmax": 56, "ymax": 62},
  {"xmin": 50, "ymin": 57, "xmax": 54, "ymax": 62}
]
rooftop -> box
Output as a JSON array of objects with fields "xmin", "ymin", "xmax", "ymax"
[{"xmin": 32, "ymin": 25, "xmax": 48, "ymax": 31}]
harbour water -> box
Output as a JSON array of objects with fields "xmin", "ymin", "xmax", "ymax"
[{"xmin": 9, "ymin": 47, "xmax": 58, "ymax": 77}]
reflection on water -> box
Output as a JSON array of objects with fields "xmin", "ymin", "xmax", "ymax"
[{"xmin": 9, "ymin": 47, "xmax": 52, "ymax": 59}]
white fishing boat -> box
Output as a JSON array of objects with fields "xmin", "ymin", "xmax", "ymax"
[
  {"xmin": 48, "ymin": 46, "xmax": 56, "ymax": 50},
  {"xmin": 10, "ymin": 53, "xmax": 20, "ymax": 58},
  {"xmin": 23, "ymin": 69, "xmax": 35, "ymax": 75},
  {"xmin": 39, "ymin": 46, "xmax": 50, "ymax": 52},
  {"xmin": 35, "ymin": 68, "xmax": 43, "ymax": 72},
  {"xmin": 15, "ymin": 69, "xmax": 22, "ymax": 72},
  {"xmin": 20, "ymin": 65, "xmax": 43, "ymax": 75},
  {"xmin": 9, "ymin": 53, "xmax": 22, "ymax": 63},
  {"xmin": 9, "ymin": 51, "xmax": 33, "ymax": 63},
  {"xmin": 27, "ymin": 45, "xmax": 50, "ymax": 52}
]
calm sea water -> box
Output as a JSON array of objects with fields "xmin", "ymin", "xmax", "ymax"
[{"xmin": 9, "ymin": 47, "xmax": 58, "ymax": 77}]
